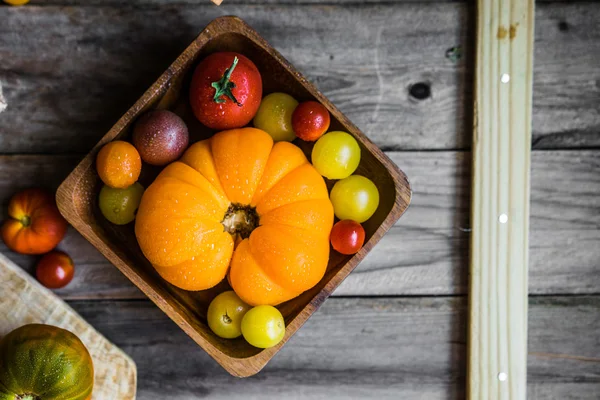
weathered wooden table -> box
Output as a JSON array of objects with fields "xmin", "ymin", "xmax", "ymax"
[{"xmin": 1, "ymin": 1, "xmax": 598, "ymax": 398}]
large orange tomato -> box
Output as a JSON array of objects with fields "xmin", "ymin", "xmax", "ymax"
[
  {"xmin": 135, "ymin": 128, "xmax": 333, "ymax": 306},
  {"xmin": 1, "ymin": 189, "xmax": 67, "ymax": 255}
]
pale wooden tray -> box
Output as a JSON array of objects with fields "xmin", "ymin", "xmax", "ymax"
[{"xmin": 0, "ymin": 251, "xmax": 137, "ymax": 400}]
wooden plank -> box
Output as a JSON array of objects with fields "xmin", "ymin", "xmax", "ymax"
[
  {"xmin": 66, "ymin": 296, "xmax": 600, "ymax": 399},
  {"xmin": 1, "ymin": 151, "xmax": 598, "ymax": 299},
  {"xmin": 21, "ymin": 0, "xmax": 592, "ymax": 5},
  {"xmin": 1, "ymin": 3, "xmax": 599, "ymax": 153},
  {"xmin": 19, "ymin": 0, "xmax": 465, "ymax": 5},
  {"xmin": 468, "ymin": 0, "xmax": 535, "ymax": 398}
]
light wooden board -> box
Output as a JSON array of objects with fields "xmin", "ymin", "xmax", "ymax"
[
  {"xmin": 66, "ymin": 296, "xmax": 600, "ymax": 399},
  {"xmin": 1, "ymin": 151, "xmax": 598, "ymax": 298},
  {"xmin": 468, "ymin": 0, "xmax": 535, "ymax": 398},
  {"xmin": 0, "ymin": 252, "xmax": 137, "ymax": 399},
  {"xmin": 0, "ymin": 3, "xmax": 599, "ymax": 153}
]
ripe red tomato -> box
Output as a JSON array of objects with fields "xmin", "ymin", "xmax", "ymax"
[
  {"xmin": 292, "ymin": 101, "xmax": 330, "ymax": 141},
  {"xmin": 190, "ymin": 52, "xmax": 262, "ymax": 130},
  {"xmin": 36, "ymin": 251, "xmax": 74, "ymax": 289},
  {"xmin": 330, "ymin": 220, "xmax": 365, "ymax": 255}
]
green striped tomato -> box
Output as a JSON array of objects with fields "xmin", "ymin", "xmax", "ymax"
[{"xmin": 0, "ymin": 324, "xmax": 94, "ymax": 400}]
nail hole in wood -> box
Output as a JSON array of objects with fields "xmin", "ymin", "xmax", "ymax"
[
  {"xmin": 409, "ymin": 82, "xmax": 431, "ymax": 100},
  {"xmin": 558, "ymin": 21, "xmax": 569, "ymax": 32}
]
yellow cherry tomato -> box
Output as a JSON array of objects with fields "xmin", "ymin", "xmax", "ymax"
[
  {"xmin": 253, "ymin": 93, "xmax": 298, "ymax": 142},
  {"xmin": 207, "ymin": 291, "xmax": 251, "ymax": 339},
  {"xmin": 329, "ymin": 175, "xmax": 380, "ymax": 223},
  {"xmin": 311, "ymin": 131, "xmax": 361, "ymax": 179},
  {"xmin": 241, "ymin": 305, "xmax": 285, "ymax": 348}
]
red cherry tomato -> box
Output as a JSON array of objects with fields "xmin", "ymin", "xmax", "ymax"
[
  {"xmin": 292, "ymin": 101, "xmax": 331, "ymax": 142},
  {"xmin": 330, "ymin": 220, "xmax": 365, "ymax": 255},
  {"xmin": 36, "ymin": 251, "xmax": 74, "ymax": 289},
  {"xmin": 190, "ymin": 52, "xmax": 262, "ymax": 130}
]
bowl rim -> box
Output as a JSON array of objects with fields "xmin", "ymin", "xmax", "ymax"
[{"xmin": 56, "ymin": 15, "xmax": 412, "ymax": 377}]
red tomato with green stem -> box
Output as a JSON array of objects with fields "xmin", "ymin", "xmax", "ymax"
[
  {"xmin": 292, "ymin": 101, "xmax": 331, "ymax": 141},
  {"xmin": 330, "ymin": 220, "xmax": 365, "ymax": 255},
  {"xmin": 36, "ymin": 250, "xmax": 74, "ymax": 289},
  {"xmin": 190, "ymin": 52, "xmax": 262, "ymax": 130}
]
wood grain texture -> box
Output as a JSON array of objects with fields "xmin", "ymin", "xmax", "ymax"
[
  {"xmin": 1, "ymin": 3, "xmax": 599, "ymax": 153},
  {"xmin": 468, "ymin": 0, "xmax": 535, "ymax": 398},
  {"xmin": 16, "ymin": 0, "xmax": 479, "ymax": 5},
  {"xmin": 66, "ymin": 296, "xmax": 600, "ymax": 399},
  {"xmin": 20, "ymin": 0, "xmax": 586, "ymax": 4},
  {"xmin": 1, "ymin": 150, "xmax": 598, "ymax": 298},
  {"xmin": 0, "ymin": 252, "xmax": 137, "ymax": 400}
]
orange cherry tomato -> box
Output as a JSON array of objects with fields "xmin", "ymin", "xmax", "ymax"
[
  {"xmin": 36, "ymin": 251, "xmax": 74, "ymax": 289},
  {"xmin": 3, "ymin": 0, "xmax": 30, "ymax": 5},
  {"xmin": 96, "ymin": 141, "xmax": 141, "ymax": 189},
  {"xmin": 330, "ymin": 220, "xmax": 365, "ymax": 255},
  {"xmin": 292, "ymin": 101, "xmax": 330, "ymax": 142},
  {"xmin": 1, "ymin": 188, "xmax": 67, "ymax": 255}
]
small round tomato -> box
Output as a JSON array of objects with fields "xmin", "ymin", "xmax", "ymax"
[
  {"xmin": 190, "ymin": 52, "xmax": 262, "ymax": 130},
  {"xmin": 207, "ymin": 291, "xmax": 251, "ymax": 339},
  {"xmin": 96, "ymin": 140, "xmax": 141, "ymax": 189},
  {"xmin": 3, "ymin": 0, "xmax": 30, "ymax": 5},
  {"xmin": 253, "ymin": 93, "xmax": 298, "ymax": 142},
  {"xmin": 99, "ymin": 183, "xmax": 144, "ymax": 225},
  {"xmin": 311, "ymin": 131, "xmax": 361, "ymax": 179},
  {"xmin": 330, "ymin": 175, "xmax": 380, "ymax": 223},
  {"xmin": 241, "ymin": 305, "xmax": 285, "ymax": 348},
  {"xmin": 292, "ymin": 101, "xmax": 330, "ymax": 142},
  {"xmin": 1, "ymin": 188, "xmax": 67, "ymax": 255},
  {"xmin": 36, "ymin": 251, "xmax": 74, "ymax": 289},
  {"xmin": 330, "ymin": 220, "xmax": 366, "ymax": 255}
]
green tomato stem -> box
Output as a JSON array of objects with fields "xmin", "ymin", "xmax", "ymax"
[
  {"xmin": 20, "ymin": 215, "xmax": 31, "ymax": 227},
  {"xmin": 211, "ymin": 56, "xmax": 242, "ymax": 106}
]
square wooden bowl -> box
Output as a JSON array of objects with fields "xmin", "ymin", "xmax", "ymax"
[{"xmin": 57, "ymin": 16, "xmax": 411, "ymax": 377}]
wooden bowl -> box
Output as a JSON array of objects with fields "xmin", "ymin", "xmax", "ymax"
[{"xmin": 57, "ymin": 16, "xmax": 411, "ymax": 377}]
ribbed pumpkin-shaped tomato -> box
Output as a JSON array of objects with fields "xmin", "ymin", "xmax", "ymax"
[
  {"xmin": 135, "ymin": 128, "xmax": 334, "ymax": 306},
  {"xmin": 0, "ymin": 324, "xmax": 94, "ymax": 400}
]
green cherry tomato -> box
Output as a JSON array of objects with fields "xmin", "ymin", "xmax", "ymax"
[
  {"xmin": 241, "ymin": 305, "xmax": 286, "ymax": 348},
  {"xmin": 207, "ymin": 291, "xmax": 251, "ymax": 339},
  {"xmin": 99, "ymin": 182, "xmax": 144, "ymax": 225},
  {"xmin": 311, "ymin": 131, "xmax": 361, "ymax": 180},
  {"xmin": 329, "ymin": 175, "xmax": 380, "ymax": 223},
  {"xmin": 253, "ymin": 93, "xmax": 299, "ymax": 142}
]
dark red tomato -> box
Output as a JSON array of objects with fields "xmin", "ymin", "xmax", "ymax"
[
  {"xmin": 190, "ymin": 52, "xmax": 262, "ymax": 130},
  {"xmin": 36, "ymin": 250, "xmax": 74, "ymax": 289},
  {"xmin": 330, "ymin": 220, "xmax": 365, "ymax": 255},
  {"xmin": 292, "ymin": 101, "xmax": 331, "ymax": 142}
]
